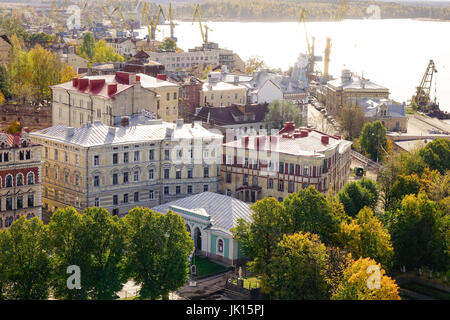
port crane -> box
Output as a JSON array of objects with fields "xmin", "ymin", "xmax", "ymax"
[
  {"xmin": 323, "ymin": 37, "xmax": 332, "ymax": 80},
  {"xmin": 142, "ymin": 3, "xmax": 166, "ymax": 41},
  {"xmin": 193, "ymin": 4, "xmax": 212, "ymax": 44},
  {"xmin": 103, "ymin": 6, "xmax": 122, "ymax": 37},
  {"xmin": 168, "ymin": 3, "xmax": 178, "ymax": 42},
  {"xmin": 413, "ymin": 60, "xmax": 438, "ymax": 111},
  {"xmin": 298, "ymin": 8, "xmax": 322, "ymax": 79}
]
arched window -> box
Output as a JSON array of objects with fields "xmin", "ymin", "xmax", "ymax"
[
  {"xmin": 217, "ymin": 239, "xmax": 224, "ymax": 253},
  {"xmin": 5, "ymin": 216, "xmax": 13, "ymax": 228},
  {"xmin": 186, "ymin": 224, "xmax": 191, "ymax": 234},
  {"xmin": 0, "ymin": 176, "xmax": 2, "ymax": 188},
  {"xmin": 16, "ymin": 173, "xmax": 24, "ymax": 186},
  {"xmin": 27, "ymin": 172, "xmax": 34, "ymax": 185},
  {"xmin": 5, "ymin": 174, "xmax": 12, "ymax": 188}
]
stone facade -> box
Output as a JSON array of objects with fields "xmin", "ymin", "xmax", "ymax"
[
  {"xmin": 0, "ymin": 104, "xmax": 52, "ymax": 132},
  {"xmin": 0, "ymin": 129, "xmax": 42, "ymax": 229},
  {"xmin": 30, "ymin": 119, "xmax": 223, "ymax": 218}
]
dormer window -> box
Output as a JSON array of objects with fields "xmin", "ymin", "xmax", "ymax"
[{"xmin": 217, "ymin": 239, "xmax": 224, "ymax": 253}]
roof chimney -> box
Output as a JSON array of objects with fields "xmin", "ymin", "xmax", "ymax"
[
  {"xmin": 120, "ymin": 116, "xmax": 130, "ymax": 127},
  {"xmin": 108, "ymin": 127, "xmax": 116, "ymax": 136},
  {"xmin": 176, "ymin": 119, "xmax": 184, "ymax": 128},
  {"xmin": 156, "ymin": 74, "xmax": 167, "ymax": 81},
  {"xmin": 108, "ymin": 84, "xmax": 117, "ymax": 95},
  {"xmin": 66, "ymin": 127, "xmax": 75, "ymax": 137},
  {"xmin": 72, "ymin": 77, "xmax": 79, "ymax": 87},
  {"xmin": 321, "ymin": 136, "xmax": 329, "ymax": 145}
]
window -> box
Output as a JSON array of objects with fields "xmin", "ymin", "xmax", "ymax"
[
  {"xmin": 134, "ymin": 171, "xmax": 139, "ymax": 182},
  {"xmin": 28, "ymin": 194, "xmax": 34, "ymax": 207},
  {"xmin": 55, "ymin": 167, "xmax": 58, "ymax": 180},
  {"xmin": 75, "ymin": 175, "xmax": 79, "ymax": 186},
  {"xmin": 226, "ymin": 189, "xmax": 231, "ymax": 196},
  {"xmin": 19, "ymin": 151, "xmax": 24, "ymax": 160},
  {"xmin": 279, "ymin": 162, "xmax": 284, "ymax": 173},
  {"xmin": 113, "ymin": 153, "xmax": 118, "ymax": 164},
  {"xmin": 244, "ymin": 157, "xmax": 249, "ymax": 168},
  {"xmin": 204, "ymin": 149, "xmax": 209, "ymax": 159},
  {"xmin": 134, "ymin": 192, "xmax": 139, "ymax": 202},
  {"xmin": 54, "ymin": 149, "xmax": 59, "ymax": 161},
  {"xmin": 164, "ymin": 168, "xmax": 170, "ymax": 179},
  {"xmin": 218, "ymin": 239, "xmax": 224, "ymax": 253},
  {"xmin": 289, "ymin": 181, "xmax": 295, "ymax": 193},
  {"xmin": 268, "ymin": 178, "xmax": 274, "ymax": 189},
  {"xmin": 94, "ymin": 155, "xmax": 99, "ymax": 166},
  {"xmin": 16, "ymin": 173, "xmax": 23, "ymax": 186},
  {"xmin": 94, "ymin": 197, "xmax": 100, "ymax": 207},
  {"xmin": 94, "ymin": 176, "xmax": 99, "ymax": 187},
  {"xmin": 17, "ymin": 196, "xmax": 23, "ymax": 209},
  {"xmin": 289, "ymin": 163, "xmax": 295, "ymax": 175},
  {"xmin": 113, "ymin": 195, "xmax": 118, "ymax": 206},
  {"xmin": 176, "ymin": 169, "xmax": 181, "ymax": 179},
  {"xmin": 45, "ymin": 147, "xmax": 48, "ymax": 158},
  {"xmin": 243, "ymin": 174, "xmax": 248, "ymax": 185},
  {"xmin": 123, "ymin": 172, "xmax": 129, "ymax": 184},
  {"xmin": 187, "ymin": 185, "xmax": 193, "ymax": 194},
  {"xmin": 303, "ymin": 166, "xmax": 309, "ymax": 176},
  {"xmin": 278, "ymin": 180, "xmax": 284, "ymax": 192},
  {"xmin": 164, "ymin": 150, "xmax": 170, "ymax": 160},
  {"xmin": 149, "ymin": 149, "xmax": 154, "ymax": 160},
  {"xmin": 64, "ymin": 171, "xmax": 69, "ymax": 184},
  {"xmin": 226, "ymin": 172, "xmax": 232, "ymax": 183},
  {"xmin": 176, "ymin": 186, "xmax": 181, "ymax": 194},
  {"xmin": 134, "ymin": 151, "xmax": 140, "ymax": 162},
  {"xmin": 252, "ymin": 176, "xmax": 258, "ymax": 186},
  {"xmin": 123, "ymin": 194, "xmax": 129, "ymax": 204},
  {"xmin": 149, "ymin": 169, "xmax": 154, "ymax": 180},
  {"xmin": 203, "ymin": 167, "xmax": 209, "ymax": 178},
  {"xmin": 3, "ymin": 153, "xmax": 8, "ymax": 162},
  {"xmin": 6, "ymin": 198, "xmax": 12, "ymax": 210},
  {"xmin": 164, "ymin": 186, "xmax": 169, "ymax": 195},
  {"xmin": 166, "ymin": 92, "xmax": 170, "ymax": 101},
  {"xmin": 187, "ymin": 169, "xmax": 193, "ymax": 179},
  {"xmin": 123, "ymin": 152, "xmax": 129, "ymax": 163},
  {"xmin": 64, "ymin": 152, "xmax": 68, "ymax": 162},
  {"xmin": 173, "ymin": 92, "xmax": 177, "ymax": 100},
  {"xmin": 113, "ymin": 173, "xmax": 118, "ymax": 185},
  {"xmin": 5, "ymin": 175, "xmax": 12, "ymax": 187},
  {"xmin": 203, "ymin": 184, "xmax": 209, "ymax": 192}
]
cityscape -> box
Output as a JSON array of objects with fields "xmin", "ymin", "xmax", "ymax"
[{"xmin": 0, "ymin": 0, "xmax": 448, "ymax": 305}]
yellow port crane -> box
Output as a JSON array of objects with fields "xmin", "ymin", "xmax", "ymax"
[
  {"xmin": 168, "ymin": 3, "xmax": 179, "ymax": 42},
  {"xmin": 142, "ymin": 3, "xmax": 166, "ymax": 41},
  {"xmin": 413, "ymin": 60, "xmax": 438, "ymax": 110},
  {"xmin": 192, "ymin": 4, "xmax": 211, "ymax": 44},
  {"xmin": 298, "ymin": 8, "xmax": 311, "ymax": 56},
  {"xmin": 115, "ymin": 5, "xmax": 135, "ymax": 37},
  {"xmin": 103, "ymin": 6, "xmax": 121, "ymax": 36}
]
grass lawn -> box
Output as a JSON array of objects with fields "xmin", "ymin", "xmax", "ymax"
[
  {"xmin": 232, "ymin": 276, "xmax": 260, "ymax": 289},
  {"xmin": 191, "ymin": 256, "xmax": 229, "ymax": 278}
]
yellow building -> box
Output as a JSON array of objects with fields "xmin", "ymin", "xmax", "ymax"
[
  {"xmin": 221, "ymin": 122, "xmax": 352, "ymax": 202},
  {"xmin": 200, "ymin": 72, "xmax": 247, "ymax": 107}
]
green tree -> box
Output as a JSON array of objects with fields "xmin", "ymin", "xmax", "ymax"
[
  {"xmin": 283, "ymin": 186, "xmax": 340, "ymax": 245},
  {"xmin": 78, "ymin": 32, "xmax": 96, "ymax": 60},
  {"xmin": 0, "ymin": 217, "xmax": 51, "ymax": 299},
  {"xmin": 331, "ymin": 258, "xmax": 401, "ymax": 300},
  {"xmin": 92, "ymin": 40, "xmax": 125, "ymax": 63},
  {"xmin": 359, "ymin": 120, "xmax": 388, "ymax": 162},
  {"xmin": 390, "ymin": 193, "xmax": 448, "ymax": 271},
  {"xmin": 159, "ymin": 37, "xmax": 177, "ymax": 52},
  {"xmin": 0, "ymin": 65, "xmax": 12, "ymax": 100},
  {"xmin": 80, "ymin": 207, "xmax": 126, "ymax": 300},
  {"xmin": 338, "ymin": 105, "xmax": 365, "ymax": 140},
  {"xmin": 419, "ymin": 138, "xmax": 450, "ymax": 174},
  {"xmin": 266, "ymin": 232, "xmax": 330, "ymax": 300},
  {"xmin": 264, "ymin": 99, "xmax": 302, "ymax": 130},
  {"xmin": 232, "ymin": 198, "xmax": 292, "ymax": 285},
  {"xmin": 337, "ymin": 207, "xmax": 394, "ymax": 269},
  {"xmin": 389, "ymin": 174, "xmax": 421, "ymax": 208},
  {"xmin": 337, "ymin": 178, "xmax": 379, "ymax": 217},
  {"xmin": 48, "ymin": 207, "xmax": 89, "ymax": 300},
  {"xmin": 123, "ymin": 207, "xmax": 193, "ymax": 300}
]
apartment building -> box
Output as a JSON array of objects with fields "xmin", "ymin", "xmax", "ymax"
[
  {"xmin": 200, "ymin": 72, "xmax": 247, "ymax": 107},
  {"xmin": 30, "ymin": 119, "xmax": 223, "ymax": 217},
  {"xmin": 144, "ymin": 49, "xmax": 220, "ymax": 72},
  {"xmin": 105, "ymin": 37, "xmax": 137, "ymax": 57},
  {"xmin": 51, "ymin": 71, "xmax": 180, "ymax": 127},
  {"xmin": 0, "ymin": 128, "xmax": 42, "ymax": 229},
  {"xmin": 221, "ymin": 122, "xmax": 352, "ymax": 203}
]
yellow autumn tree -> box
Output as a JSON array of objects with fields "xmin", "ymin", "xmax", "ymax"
[{"xmin": 332, "ymin": 257, "xmax": 401, "ymax": 300}]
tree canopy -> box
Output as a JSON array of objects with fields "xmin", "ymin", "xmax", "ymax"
[
  {"xmin": 337, "ymin": 178, "xmax": 379, "ymax": 217},
  {"xmin": 359, "ymin": 120, "xmax": 388, "ymax": 162},
  {"xmin": 264, "ymin": 99, "xmax": 302, "ymax": 130}
]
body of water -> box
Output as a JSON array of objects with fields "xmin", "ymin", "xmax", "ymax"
[{"xmin": 137, "ymin": 19, "xmax": 450, "ymax": 112}]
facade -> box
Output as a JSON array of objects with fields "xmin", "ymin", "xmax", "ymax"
[
  {"xmin": 153, "ymin": 192, "xmax": 252, "ymax": 266},
  {"xmin": 169, "ymin": 73, "xmax": 203, "ymax": 122},
  {"xmin": 325, "ymin": 70, "xmax": 390, "ymax": 115},
  {"xmin": 67, "ymin": 53, "xmax": 89, "ymax": 72},
  {"xmin": 359, "ymin": 98, "xmax": 408, "ymax": 132},
  {"xmin": 144, "ymin": 49, "xmax": 220, "ymax": 73},
  {"xmin": 189, "ymin": 42, "xmax": 244, "ymax": 72},
  {"xmin": 51, "ymin": 71, "xmax": 168, "ymax": 127},
  {"xmin": 221, "ymin": 122, "xmax": 352, "ymax": 203},
  {"xmin": 30, "ymin": 119, "xmax": 223, "ymax": 218},
  {"xmin": 105, "ymin": 37, "xmax": 137, "ymax": 57},
  {"xmin": 124, "ymin": 60, "xmax": 165, "ymax": 77},
  {"xmin": 0, "ymin": 129, "xmax": 42, "ymax": 229},
  {"xmin": 0, "ymin": 104, "xmax": 52, "ymax": 131},
  {"xmin": 200, "ymin": 72, "xmax": 247, "ymax": 107},
  {"xmin": 0, "ymin": 35, "xmax": 12, "ymax": 66}
]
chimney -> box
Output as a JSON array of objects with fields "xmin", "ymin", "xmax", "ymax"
[
  {"xmin": 284, "ymin": 121, "xmax": 295, "ymax": 131},
  {"xmin": 108, "ymin": 84, "xmax": 118, "ymax": 95},
  {"xmin": 156, "ymin": 74, "xmax": 167, "ymax": 81},
  {"xmin": 108, "ymin": 127, "xmax": 116, "ymax": 136},
  {"xmin": 176, "ymin": 119, "xmax": 184, "ymax": 128},
  {"xmin": 72, "ymin": 77, "xmax": 79, "ymax": 87},
  {"xmin": 78, "ymin": 78, "xmax": 89, "ymax": 90},
  {"xmin": 89, "ymin": 79, "xmax": 105, "ymax": 91},
  {"xmin": 120, "ymin": 116, "xmax": 130, "ymax": 127},
  {"xmin": 321, "ymin": 136, "xmax": 329, "ymax": 145},
  {"xmin": 66, "ymin": 127, "xmax": 75, "ymax": 137}
]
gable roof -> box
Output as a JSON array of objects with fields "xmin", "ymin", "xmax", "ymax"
[
  {"xmin": 194, "ymin": 104, "xmax": 268, "ymax": 126},
  {"xmin": 152, "ymin": 192, "xmax": 252, "ymax": 235}
]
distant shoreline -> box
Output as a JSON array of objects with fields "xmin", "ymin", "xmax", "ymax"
[{"xmin": 176, "ymin": 17, "xmax": 450, "ymax": 23}]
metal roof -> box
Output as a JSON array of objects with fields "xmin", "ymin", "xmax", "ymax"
[{"xmin": 152, "ymin": 192, "xmax": 252, "ymax": 234}]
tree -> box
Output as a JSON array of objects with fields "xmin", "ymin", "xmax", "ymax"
[
  {"xmin": 80, "ymin": 207, "xmax": 126, "ymax": 300},
  {"xmin": 48, "ymin": 207, "xmax": 89, "ymax": 299},
  {"xmin": 123, "ymin": 207, "xmax": 193, "ymax": 300},
  {"xmin": 78, "ymin": 32, "xmax": 95, "ymax": 60},
  {"xmin": 389, "ymin": 174, "xmax": 421, "ymax": 208},
  {"xmin": 245, "ymin": 55, "xmax": 267, "ymax": 74},
  {"xmin": 390, "ymin": 193, "xmax": 448, "ymax": 271},
  {"xmin": 283, "ymin": 186, "xmax": 340, "ymax": 245},
  {"xmin": 232, "ymin": 198, "xmax": 292, "ymax": 283},
  {"xmin": 338, "ymin": 105, "xmax": 365, "ymax": 140},
  {"xmin": 419, "ymin": 138, "xmax": 450, "ymax": 174},
  {"xmin": 337, "ymin": 207, "xmax": 394, "ymax": 269},
  {"xmin": 359, "ymin": 120, "xmax": 388, "ymax": 162},
  {"xmin": 0, "ymin": 217, "xmax": 51, "ymax": 300},
  {"xmin": 92, "ymin": 40, "xmax": 125, "ymax": 63},
  {"xmin": 337, "ymin": 178, "xmax": 379, "ymax": 217},
  {"xmin": 264, "ymin": 99, "xmax": 302, "ymax": 130},
  {"xmin": 331, "ymin": 258, "xmax": 401, "ymax": 300},
  {"xmin": 159, "ymin": 37, "xmax": 177, "ymax": 52},
  {"xmin": 266, "ymin": 232, "xmax": 330, "ymax": 300},
  {"xmin": 0, "ymin": 65, "xmax": 12, "ymax": 100},
  {"xmin": 5, "ymin": 121, "xmax": 22, "ymax": 134}
]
